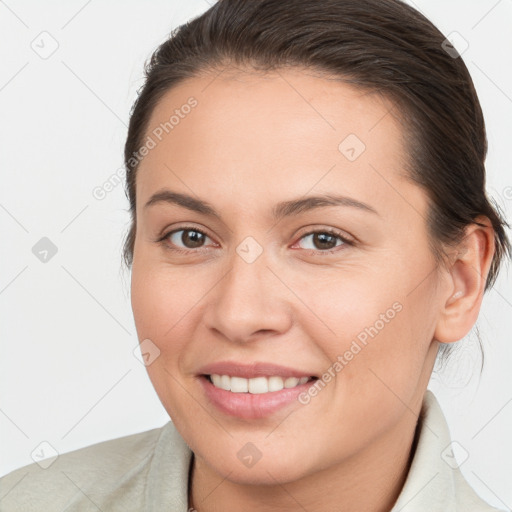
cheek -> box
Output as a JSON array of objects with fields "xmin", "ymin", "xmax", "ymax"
[
  {"xmin": 305, "ymin": 250, "xmax": 437, "ymax": 387},
  {"xmin": 130, "ymin": 264, "xmax": 198, "ymax": 418},
  {"xmin": 130, "ymin": 261, "xmax": 221, "ymax": 385},
  {"xmin": 130, "ymin": 264, "xmax": 190, "ymax": 373},
  {"xmin": 132, "ymin": 260, "xmax": 193, "ymax": 335}
]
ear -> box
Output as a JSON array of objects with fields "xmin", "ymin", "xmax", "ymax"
[{"xmin": 433, "ymin": 216, "xmax": 495, "ymax": 344}]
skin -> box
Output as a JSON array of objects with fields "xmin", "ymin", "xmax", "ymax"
[{"xmin": 130, "ymin": 66, "xmax": 495, "ymax": 512}]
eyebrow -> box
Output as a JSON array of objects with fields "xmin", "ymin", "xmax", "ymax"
[{"xmin": 143, "ymin": 189, "xmax": 379, "ymax": 219}]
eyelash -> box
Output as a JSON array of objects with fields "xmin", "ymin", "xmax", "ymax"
[{"xmin": 156, "ymin": 225, "xmax": 354, "ymax": 256}]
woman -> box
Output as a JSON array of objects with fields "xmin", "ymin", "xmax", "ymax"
[{"xmin": 1, "ymin": 0, "xmax": 510, "ymax": 510}]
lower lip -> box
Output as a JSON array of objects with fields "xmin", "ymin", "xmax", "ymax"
[{"xmin": 199, "ymin": 375, "xmax": 316, "ymax": 419}]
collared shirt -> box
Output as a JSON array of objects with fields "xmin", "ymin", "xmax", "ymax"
[{"xmin": 0, "ymin": 390, "xmax": 506, "ymax": 511}]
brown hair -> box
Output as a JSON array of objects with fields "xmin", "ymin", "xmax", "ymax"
[{"xmin": 122, "ymin": 0, "xmax": 511, "ymax": 367}]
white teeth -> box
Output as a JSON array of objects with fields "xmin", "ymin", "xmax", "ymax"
[
  {"xmin": 209, "ymin": 374, "xmax": 311, "ymax": 393},
  {"xmin": 220, "ymin": 375, "xmax": 231, "ymax": 391},
  {"xmin": 211, "ymin": 374, "xmax": 222, "ymax": 388},
  {"xmin": 268, "ymin": 376, "xmax": 284, "ymax": 392},
  {"xmin": 230, "ymin": 376, "xmax": 248, "ymax": 393},
  {"xmin": 284, "ymin": 377, "xmax": 299, "ymax": 388},
  {"xmin": 248, "ymin": 376, "xmax": 268, "ymax": 394}
]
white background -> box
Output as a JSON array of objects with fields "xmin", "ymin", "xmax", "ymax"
[{"xmin": 1, "ymin": 0, "xmax": 511, "ymax": 509}]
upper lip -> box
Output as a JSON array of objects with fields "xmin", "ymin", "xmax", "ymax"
[{"xmin": 197, "ymin": 361, "xmax": 318, "ymax": 379}]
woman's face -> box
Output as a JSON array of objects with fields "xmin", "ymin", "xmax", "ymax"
[{"xmin": 131, "ymin": 67, "xmax": 447, "ymax": 483}]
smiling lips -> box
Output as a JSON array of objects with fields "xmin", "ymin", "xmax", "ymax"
[{"xmin": 197, "ymin": 361, "xmax": 319, "ymax": 419}]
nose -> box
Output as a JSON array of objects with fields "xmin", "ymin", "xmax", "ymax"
[{"xmin": 203, "ymin": 247, "xmax": 293, "ymax": 344}]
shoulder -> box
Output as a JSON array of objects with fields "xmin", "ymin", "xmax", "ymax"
[
  {"xmin": 392, "ymin": 391, "xmax": 509, "ymax": 512},
  {"xmin": 0, "ymin": 423, "xmax": 168, "ymax": 512}
]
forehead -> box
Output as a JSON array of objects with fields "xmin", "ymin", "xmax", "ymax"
[{"xmin": 135, "ymin": 67, "xmax": 419, "ymax": 222}]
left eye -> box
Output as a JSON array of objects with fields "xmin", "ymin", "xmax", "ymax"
[{"xmin": 294, "ymin": 230, "xmax": 351, "ymax": 252}]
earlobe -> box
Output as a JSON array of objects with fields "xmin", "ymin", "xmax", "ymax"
[{"xmin": 433, "ymin": 217, "xmax": 495, "ymax": 344}]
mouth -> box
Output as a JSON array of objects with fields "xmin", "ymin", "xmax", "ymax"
[
  {"xmin": 203, "ymin": 374, "xmax": 318, "ymax": 394},
  {"xmin": 196, "ymin": 361, "xmax": 321, "ymax": 419},
  {"xmin": 198, "ymin": 373, "xmax": 320, "ymax": 420}
]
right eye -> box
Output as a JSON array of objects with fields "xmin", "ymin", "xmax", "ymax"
[{"xmin": 158, "ymin": 226, "xmax": 215, "ymax": 253}]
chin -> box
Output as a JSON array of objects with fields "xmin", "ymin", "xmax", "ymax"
[{"xmin": 203, "ymin": 450, "xmax": 314, "ymax": 486}]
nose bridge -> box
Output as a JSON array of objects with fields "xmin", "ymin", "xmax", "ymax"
[{"xmin": 205, "ymin": 237, "xmax": 292, "ymax": 342}]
